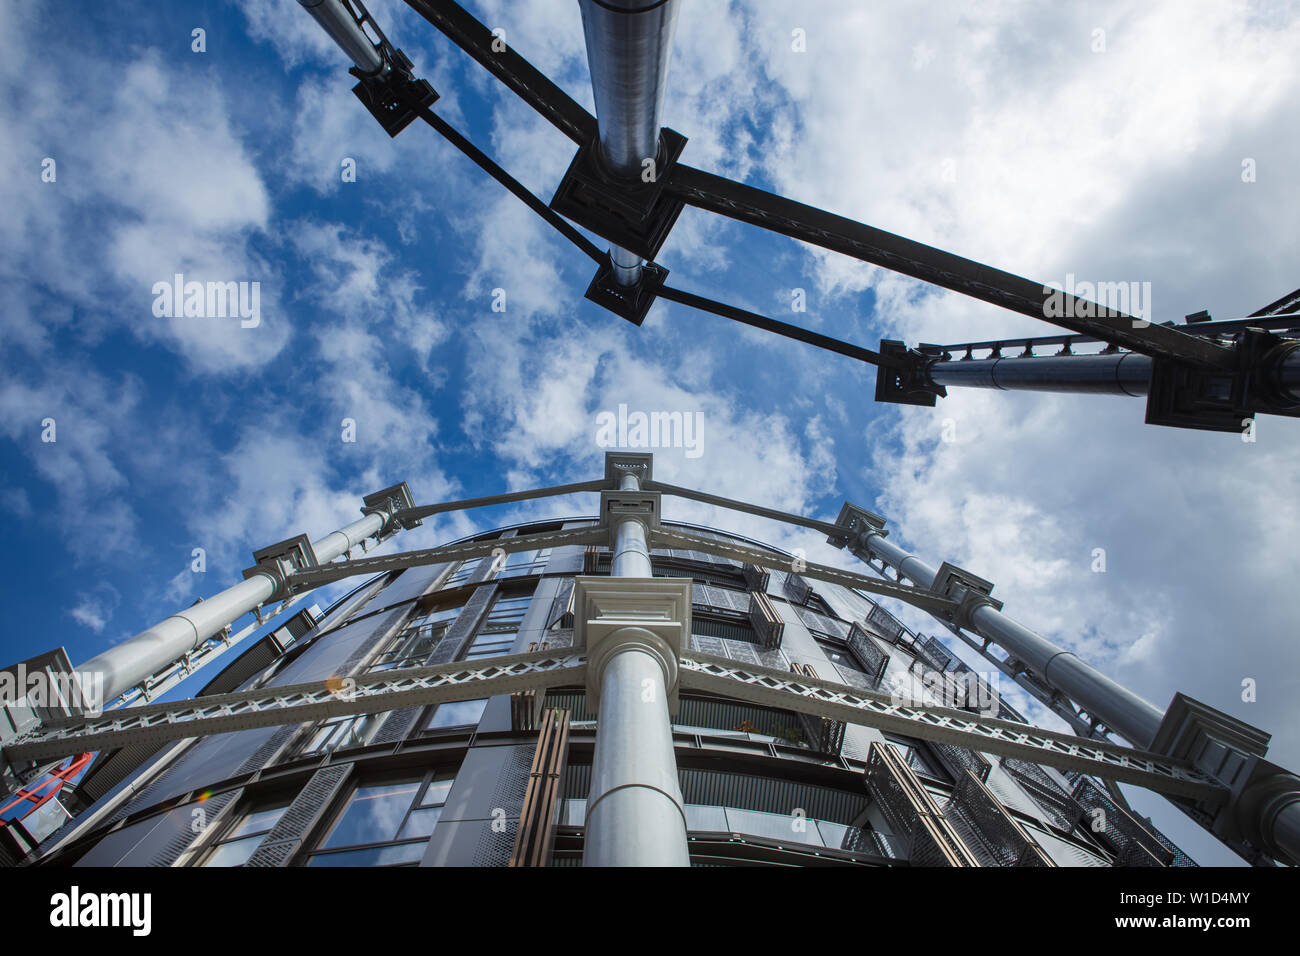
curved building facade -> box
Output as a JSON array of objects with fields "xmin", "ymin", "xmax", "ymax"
[{"xmin": 37, "ymin": 517, "xmax": 1192, "ymax": 868}]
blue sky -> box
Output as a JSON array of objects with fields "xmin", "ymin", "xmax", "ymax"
[{"xmin": 3, "ymin": 0, "xmax": 1300, "ymax": 865}]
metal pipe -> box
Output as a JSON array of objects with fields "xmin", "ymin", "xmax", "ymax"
[
  {"xmin": 78, "ymin": 512, "xmax": 386, "ymax": 707},
  {"xmin": 583, "ymin": 467, "xmax": 690, "ymax": 865},
  {"xmin": 577, "ymin": 0, "xmax": 681, "ymax": 287},
  {"xmin": 298, "ymin": 0, "xmax": 387, "ymax": 76},
  {"xmin": 929, "ymin": 353, "xmax": 1151, "ymax": 396},
  {"xmin": 928, "ymin": 345, "xmax": 1300, "ymax": 403},
  {"xmin": 854, "ymin": 531, "xmax": 1165, "ymax": 747}
]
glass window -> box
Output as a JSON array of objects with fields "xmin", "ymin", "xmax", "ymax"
[
  {"xmin": 368, "ymin": 605, "xmax": 461, "ymax": 673},
  {"xmin": 496, "ymin": 548, "xmax": 552, "ymax": 579},
  {"xmin": 425, "ymin": 698, "xmax": 488, "ymax": 731},
  {"xmin": 884, "ymin": 734, "xmax": 947, "ymax": 781},
  {"xmin": 197, "ymin": 798, "xmax": 290, "ymax": 867},
  {"xmin": 443, "ymin": 558, "xmax": 482, "ymax": 587},
  {"xmin": 304, "ymin": 769, "xmax": 455, "ymax": 867},
  {"xmin": 297, "ymin": 714, "xmax": 365, "ymax": 757}
]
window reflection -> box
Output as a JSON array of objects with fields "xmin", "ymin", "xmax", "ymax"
[
  {"xmin": 197, "ymin": 798, "xmax": 290, "ymax": 867},
  {"xmin": 305, "ymin": 769, "xmax": 456, "ymax": 867}
]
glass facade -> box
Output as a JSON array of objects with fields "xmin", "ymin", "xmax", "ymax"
[{"xmin": 45, "ymin": 518, "xmax": 1193, "ymax": 869}]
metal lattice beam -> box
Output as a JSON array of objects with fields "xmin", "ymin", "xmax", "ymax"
[
  {"xmin": 4, "ymin": 650, "xmax": 586, "ymax": 763},
  {"xmin": 652, "ymin": 525, "xmax": 959, "ymax": 616},
  {"xmin": 663, "ymin": 165, "xmax": 1233, "ymax": 368},
  {"xmin": 288, "ymin": 525, "xmax": 607, "ymax": 590},
  {"xmin": 676, "ymin": 654, "xmax": 1226, "ymax": 803}
]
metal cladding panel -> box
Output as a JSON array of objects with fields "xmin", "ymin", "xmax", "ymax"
[
  {"xmin": 561, "ymin": 763, "xmax": 865, "ymax": 826},
  {"xmin": 817, "ymin": 581, "xmax": 872, "ymax": 626},
  {"xmin": 198, "ymin": 637, "xmax": 283, "ymax": 697},
  {"xmin": 149, "ymin": 789, "xmax": 239, "ymax": 866},
  {"xmin": 111, "ymin": 726, "xmax": 286, "ymax": 820},
  {"xmin": 73, "ymin": 810, "xmax": 186, "ymax": 867},
  {"xmin": 421, "ymin": 743, "xmax": 533, "ymax": 867},
  {"xmin": 985, "ymin": 760, "xmax": 1066, "ymax": 830},
  {"xmin": 544, "ymin": 546, "xmax": 586, "ymax": 575},
  {"xmin": 796, "ymin": 605, "xmax": 850, "ymax": 639},
  {"xmin": 428, "ymin": 584, "xmax": 497, "ymax": 665},
  {"xmin": 245, "ymin": 763, "xmax": 353, "ymax": 867},
  {"xmin": 771, "ymin": 598, "xmax": 822, "ymax": 659},
  {"xmin": 266, "ymin": 606, "xmax": 410, "ymax": 687},
  {"xmin": 79, "ymin": 742, "xmax": 167, "ymax": 803},
  {"xmin": 308, "ymin": 575, "xmax": 391, "ymax": 635},
  {"xmin": 677, "ymin": 769, "xmax": 866, "ymax": 824},
  {"xmin": 368, "ymin": 563, "xmax": 452, "ymax": 612}
]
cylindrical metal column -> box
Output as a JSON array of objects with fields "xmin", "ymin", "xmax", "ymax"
[
  {"xmin": 584, "ymin": 631, "xmax": 689, "ymax": 866},
  {"xmin": 856, "ymin": 531, "xmax": 1164, "ymax": 747},
  {"xmin": 929, "ymin": 353, "xmax": 1151, "ymax": 396},
  {"xmin": 297, "ymin": 0, "xmax": 387, "ymax": 75},
  {"xmin": 927, "ymin": 344, "xmax": 1300, "ymax": 404},
  {"xmin": 78, "ymin": 512, "xmax": 386, "ymax": 707},
  {"xmin": 583, "ymin": 467, "xmax": 690, "ymax": 865},
  {"xmin": 577, "ymin": 0, "xmax": 681, "ymax": 287}
]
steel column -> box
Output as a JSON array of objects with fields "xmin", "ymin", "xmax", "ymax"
[
  {"xmin": 583, "ymin": 467, "xmax": 690, "ymax": 866},
  {"xmin": 577, "ymin": 0, "xmax": 681, "ymax": 286},
  {"xmin": 852, "ymin": 530, "xmax": 1166, "ymax": 748},
  {"xmin": 298, "ymin": 0, "xmax": 387, "ymax": 75},
  {"xmin": 78, "ymin": 512, "xmax": 387, "ymax": 707}
]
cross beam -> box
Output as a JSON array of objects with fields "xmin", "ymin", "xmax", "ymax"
[
  {"xmin": 288, "ymin": 525, "xmax": 608, "ymax": 590},
  {"xmin": 677, "ymin": 655, "xmax": 1226, "ymax": 803},
  {"xmin": 4, "ymin": 650, "xmax": 585, "ymax": 763}
]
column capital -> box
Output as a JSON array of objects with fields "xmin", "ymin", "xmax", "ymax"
[
  {"xmin": 604, "ymin": 451, "xmax": 654, "ymax": 485},
  {"xmin": 573, "ymin": 576, "xmax": 690, "ymax": 713},
  {"xmin": 828, "ymin": 501, "xmax": 889, "ymax": 550},
  {"xmin": 361, "ymin": 481, "xmax": 420, "ymax": 540}
]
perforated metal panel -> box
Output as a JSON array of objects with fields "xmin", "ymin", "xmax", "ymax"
[
  {"xmin": 796, "ymin": 606, "xmax": 850, "ymax": 639},
  {"xmin": 1002, "ymin": 758, "xmax": 1087, "ymax": 833},
  {"xmin": 864, "ymin": 742, "xmax": 978, "ymax": 867},
  {"xmin": 370, "ymin": 707, "xmax": 421, "ymax": 745},
  {"xmin": 1072, "ymin": 777, "xmax": 1173, "ymax": 866},
  {"xmin": 865, "ymin": 603, "xmax": 907, "ymax": 644},
  {"xmin": 150, "ymin": 789, "xmax": 240, "ymax": 867},
  {"xmin": 943, "ymin": 771, "xmax": 1053, "ymax": 866},
  {"xmin": 692, "ymin": 583, "xmax": 750, "ymax": 613},
  {"xmin": 931, "ymin": 743, "xmax": 991, "ymax": 783},
  {"xmin": 471, "ymin": 745, "xmax": 535, "ymax": 866},
  {"xmin": 846, "ymin": 622, "xmax": 889, "ymax": 687},
  {"xmin": 243, "ymin": 763, "xmax": 352, "ymax": 867},
  {"xmin": 427, "ymin": 584, "xmax": 496, "ymax": 665}
]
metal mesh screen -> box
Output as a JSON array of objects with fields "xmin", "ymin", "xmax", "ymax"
[
  {"xmin": 1072, "ymin": 777, "xmax": 1174, "ymax": 866},
  {"xmin": 865, "ymin": 603, "xmax": 907, "ymax": 644},
  {"xmin": 944, "ymin": 772, "xmax": 1051, "ymax": 867},
  {"xmin": 846, "ymin": 622, "xmax": 889, "ymax": 687},
  {"xmin": 931, "ymin": 743, "xmax": 991, "ymax": 783},
  {"xmin": 1002, "ymin": 758, "xmax": 1086, "ymax": 833}
]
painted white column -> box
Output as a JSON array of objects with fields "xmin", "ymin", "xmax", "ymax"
[
  {"xmin": 582, "ymin": 466, "xmax": 690, "ymax": 866},
  {"xmin": 78, "ymin": 511, "xmax": 387, "ymax": 707}
]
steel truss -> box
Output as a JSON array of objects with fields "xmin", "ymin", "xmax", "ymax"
[
  {"xmin": 5, "ymin": 645, "xmax": 1222, "ymax": 804},
  {"xmin": 5, "ymin": 649, "xmax": 584, "ymax": 764},
  {"xmin": 377, "ymin": 0, "xmax": 1300, "ymax": 434}
]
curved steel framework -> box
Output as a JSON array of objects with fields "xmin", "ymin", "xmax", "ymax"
[{"xmin": 3, "ymin": 452, "xmax": 1298, "ymax": 866}]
